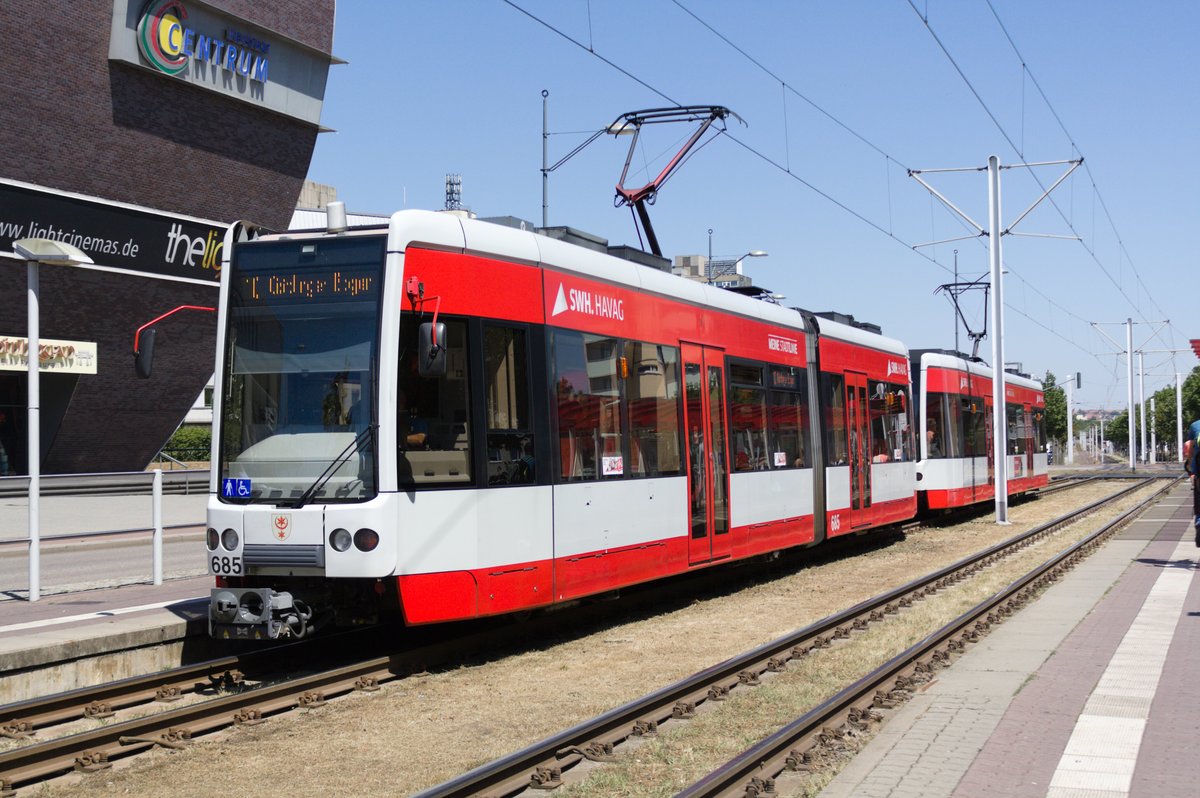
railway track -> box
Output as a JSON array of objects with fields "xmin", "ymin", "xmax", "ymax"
[
  {"xmin": 409, "ymin": 476, "xmax": 1172, "ymax": 797},
  {"xmin": 0, "ymin": 477, "xmax": 1164, "ymax": 795}
]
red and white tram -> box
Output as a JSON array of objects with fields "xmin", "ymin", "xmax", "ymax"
[
  {"xmin": 203, "ymin": 209, "xmax": 926, "ymax": 639},
  {"xmin": 912, "ymin": 350, "xmax": 1048, "ymax": 512}
]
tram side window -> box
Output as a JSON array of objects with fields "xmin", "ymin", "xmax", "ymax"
[
  {"xmin": 926, "ymin": 392, "xmax": 947, "ymax": 458},
  {"xmin": 397, "ymin": 317, "xmax": 471, "ymax": 485},
  {"xmin": 484, "ymin": 326, "xmax": 534, "ymax": 485},
  {"xmin": 729, "ymin": 363, "xmax": 768, "ymax": 472},
  {"xmin": 1006, "ymin": 403, "xmax": 1026, "ymax": 454},
  {"xmin": 960, "ymin": 396, "xmax": 984, "ymax": 457},
  {"xmin": 1033, "ymin": 408, "xmax": 1046, "ymax": 450},
  {"xmin": 769, "ymin": 366, "xmax": 809, "ymax": 468},
  {"xmin": 821, "ymin": 373, "xmax": 848, "ymax": 465},
  {"xmin": 626, "ymin": 342, "xmax": 681, "ymax": 476},
  {"xmin": 554, "ymin": 330, "xmax": 624, "ymax": 480},
  {"xmin": 868, "ymin": 381, "xmax": 910, "ymax": 462}
]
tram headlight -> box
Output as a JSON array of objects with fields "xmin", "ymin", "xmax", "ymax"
[
  {"xmin": 212, "ymin": 589, "xmax": 239, "ymax": 622},
  {"xmin": 239, "ymin": 590, "xmax": 266, "ymax": 621},
  {"xmin": 206, "ymin": 528, "xmax": 219, "ymax": 551},
  {"xmin": 354, "ymin": 528, "xmax": 379, "ymax": 552},
  {"xmin": 330, "ymin": 527, "xmax": 352, "ymax": 552},
  {"xmin": 221, "ymin": 528, "xmax": 240, "ymax": 551}
]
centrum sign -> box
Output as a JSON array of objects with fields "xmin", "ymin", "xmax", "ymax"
[
  {"xmin": 137, "ymin": 0, "xmax": 269, "ymax": 83},
  {"xmin": 110, "ymin": 0, "xmax": 332, "ymax": 127}
]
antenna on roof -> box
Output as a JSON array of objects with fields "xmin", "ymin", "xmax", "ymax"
[{"xmin": 445, "ymin": 174, "xmax": 462, "ymax": 211}]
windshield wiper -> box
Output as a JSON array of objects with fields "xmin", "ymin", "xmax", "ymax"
[{"xmin": 283, "ymin": 424, "xmax": 376, "ymax": 509}]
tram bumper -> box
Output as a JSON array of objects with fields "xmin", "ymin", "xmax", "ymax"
[{"xmin": 209, "ymin": 587, "xmax": 313, "ymax": 640}]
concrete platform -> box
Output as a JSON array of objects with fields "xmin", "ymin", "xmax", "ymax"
[
  {"xmin": 0, "ymin": 576, "xmax": 211, "ymax": 702},
  {"xmin": 819, "ymin": 482, "xmax": 1199, "ymax": 798}
]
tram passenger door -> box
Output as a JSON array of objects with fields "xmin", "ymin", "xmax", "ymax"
[
  {"xmin": 845, "ymin": 372, "xmax": 871, "ymax": 524},
  {"xmin": 984, "ymin": 396, "xmax": 995, "ymax": 493},
  {"xmin": 682, "ymin": 344, "xmax": 731, "ymax": 565},
  {"xmin": 1023, "ymin": 404, "xmax": 1034, "ymax": 476}
]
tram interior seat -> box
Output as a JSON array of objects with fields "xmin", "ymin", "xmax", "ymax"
[{"xmin": 406, "ymin": 450, "xmax": 470, "ymax": 482}]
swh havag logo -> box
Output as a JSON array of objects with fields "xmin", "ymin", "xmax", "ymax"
[{"xmin": 136, "ymin": 0, "xmax": 269, "ymax": 83}]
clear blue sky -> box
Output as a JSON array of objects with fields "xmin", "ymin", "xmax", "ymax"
[{"xmin": 306, "ymin": 1, "xmax": 1198, "ymax": 410}]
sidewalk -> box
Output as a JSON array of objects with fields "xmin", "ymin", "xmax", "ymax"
[{"xmin": 819, "ymin": 482, "xmax": 1197, "ymax": 798}]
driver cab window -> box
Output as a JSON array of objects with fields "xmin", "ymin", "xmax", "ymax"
[{"xmin": 398, "ymin": 316, "xmax": 470, "ymax": 485}]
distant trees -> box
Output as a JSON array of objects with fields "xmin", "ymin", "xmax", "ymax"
[
  {"xmin": 1103, "ymin": 366, "xmax": 1200, "ymax": 457},
  {"xmin": 1042, "ymin": 371, "xmax": 1067, "ymax": 444}
]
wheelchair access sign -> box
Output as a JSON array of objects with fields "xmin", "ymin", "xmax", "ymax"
[{"xmin": 222, "ymin": 478, "xmax": 252, "ymax": 498}]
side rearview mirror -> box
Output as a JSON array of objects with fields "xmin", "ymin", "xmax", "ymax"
[
  {"xmin": 418, "ymin": 322, "xmax": 446, "ymax": 377},
  {"xmin": 134, "ymin": 328, "xmax": 157, "ymax": 379}
]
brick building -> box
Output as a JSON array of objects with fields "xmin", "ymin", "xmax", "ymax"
[{"xmin": 0, "ymin": 0, "xmax": 337, "ymax": 474}]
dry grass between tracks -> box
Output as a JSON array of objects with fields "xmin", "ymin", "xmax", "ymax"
[{"xmin": 31, "ymin": 481, "xmax": 1159, "ymax": 798}]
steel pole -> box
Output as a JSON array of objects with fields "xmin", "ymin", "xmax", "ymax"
[
  {"xmin": 27, "ymin": 261, "xmax": 40, "ymax": 602},
  {"xmin": 1150, "ymin": 395, "xmax": 1156, "ymax": 464},
  {"xmin": 152, "ymin": 468, "xmax": 163, "ymax": 585},
  {"xmin": 1126, "ymin": 319, "xmax": 1134, "ymax": 470},
  {"xmin": 541, "ymin": 90, "xmax": 549, "ymax": 229},
  {"xmin": 1177, "ymin": 373, "xmax": 1184, "ymax": 462},
  {"xmin": 1066, "ymin": 382, "xmax": 1074, "ymax": 465},
  {"xmin": 1138, "ymin": 351, "xmax": 1146, "ymax": 464},
  {"xmin": 987, "ymin": 155, "xmax": 1008, "ymax": 523}
]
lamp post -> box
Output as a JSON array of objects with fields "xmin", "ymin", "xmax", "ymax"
[
  {"xmin": 707, "ymin": 249, "xmax": 767, "ymax": 282},
  {"xmin": 1064, "ymin": 371, "xmax": 1081, "ymax": 465},
  {"xmin": 12, "ymin": 238, "xmax": 93, "ymax": 601},
  {"xmin": 1066, "ymin": 376, "xmax": 1073, "ymax": 465}
]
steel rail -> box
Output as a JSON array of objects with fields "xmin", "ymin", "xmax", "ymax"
[
  {"xmin": 676, "ymin": 476, "xmax": 1180, "ymax": 798},
  {"xmin": 0, "ymin": 649, "xmax": 402, "ymax": 789},
  {"xmin": 1035, "ymin": 474, "xmax": 1096, "ymax": 495},
  {"xmin": 0, "ymin": 633, "xmax": 329, "ymax": 738},
  {"xmin": 410, "ymin": 477, "xmax": 1163, "ymax": 797}
]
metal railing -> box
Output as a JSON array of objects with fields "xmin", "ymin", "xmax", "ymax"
[
  {"xmin": 1, "ymin": 469, "xmax": 210, "ymax": 600},
  {"xmin": 0, "ymin": 469, "xmax": 209, "ymax": 499}
]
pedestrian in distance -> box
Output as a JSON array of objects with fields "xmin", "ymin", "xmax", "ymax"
[{"xmin": 1184, "ymin": 417, "xmax": 1200, "ymax": 547}]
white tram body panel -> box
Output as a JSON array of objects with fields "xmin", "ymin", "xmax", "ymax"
[
  {"xmin": 729, "ymin": 469, "xmax": 814, "ymax": 528},
  {"xmin": 551, "ymin": 478, "xmax": 687, "ymax": 558}
]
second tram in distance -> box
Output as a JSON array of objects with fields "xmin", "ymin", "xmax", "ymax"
[
  {"xmin": 913, "ymin": 350, "xmax": 1048, "ymax": 512},
  {"xmin": 204, "ymin": 208, "xmax": 1046, "ymax": 639}
]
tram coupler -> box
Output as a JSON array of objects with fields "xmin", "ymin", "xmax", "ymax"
[{"xmin": 209, "ymin": 587, "xmax": 314, "ymax": 640}]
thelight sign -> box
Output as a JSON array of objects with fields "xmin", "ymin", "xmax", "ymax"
[{"xmin": 0, "ymin": 179, "xmax": 225, "ymax": 283}]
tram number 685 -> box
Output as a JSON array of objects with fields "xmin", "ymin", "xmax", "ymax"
[{"xmin": 211, "ymin": 556, "xmax": 242, "ymax": 575}]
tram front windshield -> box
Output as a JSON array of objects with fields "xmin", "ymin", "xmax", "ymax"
[{"xmin": 218, "ymin": 235, "xmax": 385, "ymax": 504}]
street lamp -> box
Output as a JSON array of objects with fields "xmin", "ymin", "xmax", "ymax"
[
  {"xmin": 12, "ymin": 237, "xmax": 93, "ymax": 602},
  {"xmin": 707, "ymin": 249, "xmax": 767, "ymax": 282}
]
